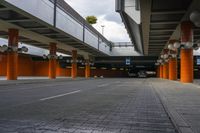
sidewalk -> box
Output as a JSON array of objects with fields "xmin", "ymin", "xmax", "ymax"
[{"xmin": 151, "ymin": 78, "xmax": 200, "ymax": 133}]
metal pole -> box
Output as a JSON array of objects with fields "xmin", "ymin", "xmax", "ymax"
[
  {"xmin": 101, "ymin": 25, "xmax": 105, "ymax": 36},
  {"xmin": 83, "ymin": 23, "xmax": 85, "ymax": 43},
  {"xmin": 53, "ymin": 0, "xmax": 57, "ymax": 27}
]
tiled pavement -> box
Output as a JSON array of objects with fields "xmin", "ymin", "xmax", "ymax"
[
  {"xmin": 151, "ymin": 79, "xmax": 200, "ymax": 133},
  {"xmin": 0, "ymin": 78, "xmax": 178, "ymax": 133}
]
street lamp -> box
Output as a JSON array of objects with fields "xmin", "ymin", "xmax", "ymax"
[{"xmin": 101, "ymin": 25, "xmax": 105, "ymax": 36}]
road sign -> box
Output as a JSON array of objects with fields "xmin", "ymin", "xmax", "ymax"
[
  {"xmin": 197, "ymin": 57, "xmax": 200, "ymax": 65},
  {"xmin": 126, "ymin": 58, "xmax": 131, "ymax": 65}
]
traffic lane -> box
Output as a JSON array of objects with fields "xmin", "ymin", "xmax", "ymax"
[
  {"xmin": 0, "ymin": 78, "xmax": 176, "ymax": 133},
  {"xmin": 0, "ymin": 78, "xmax": 122, "ymax": 110},
  {"xmin": 0, "ymin": 78, "xmax": 131, "ymax": 120}
]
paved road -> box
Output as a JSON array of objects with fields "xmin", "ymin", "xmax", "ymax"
[{"xmin": 0, "ymin": 78, "xmax": 177, "ymax": 133}]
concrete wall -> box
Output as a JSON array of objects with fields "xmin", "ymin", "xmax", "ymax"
[{"xmin": 0, "ymin": 53, "xmax": 128, "ymax": 77}]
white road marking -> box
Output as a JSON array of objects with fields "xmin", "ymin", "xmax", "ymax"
[
  {"xmin": 97, "ymin": 81, "xmax": 121, "ymax": 88},
  {"xmin": 40, "ymin": 90, "xmax": 81, "ymax": 101},
  {"xmin": 97, "ymin": 83, "xmax": 109, "ymax": 87}
]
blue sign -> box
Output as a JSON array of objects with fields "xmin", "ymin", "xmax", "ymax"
[
  {"xmin": 126, "ymin": 58, "xmax": 131, "ymax": 65},
  {"xmin": 197, "ymin": 58, "xmax": 200, "ymax": 65}
]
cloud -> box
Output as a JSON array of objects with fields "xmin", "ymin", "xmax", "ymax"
[
  {"xmin": 93, "ymin": 16, "xmax": 130, "ymax": 42},
  {"xmin": 65, "ymin": 0, "xmax": 113, "ymax": 17},
  {"xmin": 64, "ymin": 0, "xmax": 130, "ymax": 42},
  {"xmin": 104, "ymin": 13, "xmax": 122, "ymax": 24}
]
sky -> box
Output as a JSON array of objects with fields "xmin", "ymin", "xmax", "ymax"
[{"xmin": 65, "ymin": 0, "xmax": 130, "ymax": 42}]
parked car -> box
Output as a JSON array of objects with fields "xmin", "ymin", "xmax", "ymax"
[
  {"xmin": 138, "ymin": 71, "xmax": 147, "ymax": 78},
  {"xmin": 128, "ymin": 69, "xmax": 137, "ymax": 77},
  {"xmin": 128, "ymin": 72, "xmax": 137, "ymax": 77}
]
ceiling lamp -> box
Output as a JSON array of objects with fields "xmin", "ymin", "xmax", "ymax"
[
  {"xmin": 165, "ymin": 59, "xmax": 169, "ymax": 62},
  {"xmin": 184, "ymin": 42, "xmax": 193, "ymax": 48},
  {"xmin": 168, "ymin": 44, "xmax": 174, "ymax": 50},
  {"xmin": 164, "ymin": 54, "xmax": 168, "ymax": 59},
  {"xmin": 1, "ymin": 45, "xmax": 8, "ymax": 52},
  {"xmin": 21, "ymin": 46, "xmax": 29, "ymax": 52},
  {"xmin": 0, "ymin": 45, "xmax": 28, "ymax": 53},
  {"xmin": 171, "ymin": 54, "xmax": 177, "ymax": 58},
  {"xmin": 173, "ymin": 42, "xmax": 181, "ymax": 49}
]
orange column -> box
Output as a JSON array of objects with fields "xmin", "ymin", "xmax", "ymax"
[
  {"xmin": 49, "ymin": 43, "xmax": 57, "ymax": 79},
  {"xmin": 85, "ymin": 59, "xmax": 90, "ymax": 78},
  {"xmin": 169, "ymin": 58, "xmax": 177, "ymax": 80},
  {"xmin": 156, "ymin": 66, "xmax": 160, "ymax": 78},
  {"xmin": 163, "ymin": 63, "xmax": 169, "ymax": 79},
  {"xmin": 160, "ymin": 65, "xmax": 163, "ymax": 78},
  {"xmin": 7, "ymin": 29, "xmax": 19, "ymax": 80},
  {"xmin": 180, "ymin": 21, "xmax": 193, "ymax": 83},
  {"xmin": 71, "ymin": 50, "xmax": 77, "ymax": 79},
  {"xmin": 181, "ymin": 49, "xmax": 193, "ymax": 82}
]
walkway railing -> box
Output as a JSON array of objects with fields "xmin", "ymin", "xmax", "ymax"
[
  {"xmin": 113, "ymin": 42, "xmax": 134, "ymax": 47},
  {"xmin": 4, "ymin": 0, "xmax": 112, "ymax": 55}
]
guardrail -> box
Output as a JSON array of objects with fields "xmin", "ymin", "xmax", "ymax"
[
  {"xmin": 113, "ymin": 42, "xmax": 134, "ymax": 47},
  {"xmin": 4, "ymin": 0, "xmax": 112, "ymax": 55},
  {"xmin": 51, "ymin": 0, "xmax": 112, "ymax": 54}
]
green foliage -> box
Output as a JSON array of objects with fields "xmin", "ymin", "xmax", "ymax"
[{"xmin": 86, "ymin": 16, "xmax": 97, "ymax": 24}]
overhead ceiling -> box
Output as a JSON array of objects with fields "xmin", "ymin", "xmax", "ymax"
[{"xmin": 141, "ymin": 0, "xmax": 193, "ymax": 56}]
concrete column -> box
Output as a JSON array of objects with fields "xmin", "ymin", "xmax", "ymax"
[
  {"xmin": 85, "ymin": 59, "xmax": 90, "ymax": 78},
  {"xmin": 180, "ymin": 21, "xmax": 193, "ymax": 83},
  {"xmin": 49, "ymin": 43, "xmax": 57, "ymax": 79},
  {"xmin": 160, "ymin": 65, "xmax": 163, "ymax": 78},
  {"xmin": 156, "ymin": 66, "xmax": 160, "ymax": 78},
  {"xmin": 169, "ymin": 58, "xmax": 177, "ymax": 80},
  {"xmin": 181, "ymin": 49, "xmax": 193, "ymax": 82},
  {"xmin": 7, "ymin": 29, "xmax": 19, "ymax": 80},
  {"xmin": 71, "ymin": 50, "xmax": 77, "ymax": 79},
  {"xmin": 163, "ymin": 63, "xmax": 169, "ymax": 79}
]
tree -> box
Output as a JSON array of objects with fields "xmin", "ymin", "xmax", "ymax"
[{"xmin": 86, "ymin": 16, "xmax": 97, "ymax": 25}]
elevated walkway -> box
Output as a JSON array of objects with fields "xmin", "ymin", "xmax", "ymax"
[{"xmin": 0, "ymin": 0, "xmax": 112, "ymax": 57}]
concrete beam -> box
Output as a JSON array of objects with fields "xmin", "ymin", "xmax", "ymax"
[
  {"xmin": 140, "ymin": 0, "xmax": 152, "ymax": 55},
  {"xmin": 150, "ymin": 21, "xmax": 179, "ymax": 25},
  {"xmin": 0, "ymin": 19, "xmax": 89, "ymax": 56},
  {"xmin": 151, "ymin": 10, "xmax": 186, "ymax": 15}
]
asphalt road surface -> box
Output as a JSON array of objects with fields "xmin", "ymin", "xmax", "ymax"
[{"xmin": 0, "ymin": 78, "xmax": 177, "ymax": 133}]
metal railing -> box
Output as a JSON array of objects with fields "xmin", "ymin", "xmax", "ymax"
[
  {"xmin": 49, "ymin": 0, "xmax": 112, "ymax": 49},
  {"xmin": 113, "ymin": 42, "xmax": 134, "ymax": 47}
]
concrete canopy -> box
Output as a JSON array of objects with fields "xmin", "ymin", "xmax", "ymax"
[{"xmin": 118, "ymin": 0, "xmax": 200, "ymax": 56}]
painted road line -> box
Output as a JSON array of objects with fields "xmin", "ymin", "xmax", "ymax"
[
  {"xmin": 40, "ymin": 90, "xmax": 81, "ymax": 101},
  {"xmin": 97, "ymin": 81, "xmax": 121, "ymax": 88},
  {"xmin": 97, "ymin": 83, "xmax": 110, "ymax": 87}
]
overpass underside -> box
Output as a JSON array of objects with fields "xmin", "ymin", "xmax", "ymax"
[{"xmin": 116, "ymin": 0, "xmax": 200, "ymax": 83}]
